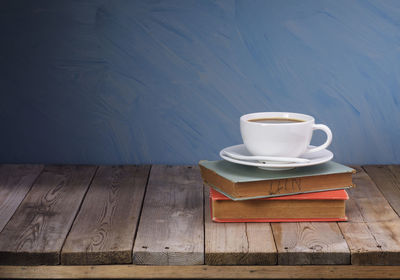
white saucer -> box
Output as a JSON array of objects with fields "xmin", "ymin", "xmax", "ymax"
[{"xmin": 219, "ymin": 144, "xmax": 333, "ymax": 171}]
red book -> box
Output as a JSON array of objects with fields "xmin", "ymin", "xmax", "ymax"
[{"xmin": 210, "ymin": 187, "xmax": 348, "ymax": 222}]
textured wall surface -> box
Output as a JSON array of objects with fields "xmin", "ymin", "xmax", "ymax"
[{"xmin": 1, "ymin": 0, "xmax": 400, "ymax": 164}]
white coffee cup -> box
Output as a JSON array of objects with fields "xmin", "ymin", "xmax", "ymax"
[{"xmin": 240, "ymin": 112, "xmax": 332, "ymax": 158}]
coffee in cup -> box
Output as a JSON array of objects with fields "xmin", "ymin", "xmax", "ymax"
[
  {"xmin": 248, "ymin": 117, "xmax": 304, "ymax": 124},
  {"xmin": 240, "ymin": 112, "xmax": 332, "ymax": 158}
]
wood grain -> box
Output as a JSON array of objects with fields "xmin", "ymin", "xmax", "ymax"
[
  {"xmin": 204, "ymin": 186, "xmax": 276, "ymax": 265},
  {"xmin": 347, "ymin": 166, "xmax": 398, "ymax": 222},
  {"xmin": 3, "ymin": 265, "xmax": 400, "ymax": 279},
  {"xmin": 61, "ymin": 165, "xmax": 150, "ymax": 265},
  {"xmin": 0, "ymin": 165, "xmax": 97, "ymax": 265},
  {"xmin": 339, "ymin": 221, "xmax": 400, "ymax": 266},
  {"xmin": 366, "ymin": 221, "xmax": 400, "ymax": 263},
  {"xmin": 338, "ymin": 222, "xmax": 383, "ymax": 265},
  {"xmin": 272, "ymin": 222, "xmax": 350, "ymax": 265},
  {"xmin": 338, "ymin": 166, "xmax": 400, "ymax": 265},
  {"xmin": 363, "ymin": 165, "xmax": 400, "ymax": 217},
  {"xmin": 338, "ymin": 166, "xmax": 382, "ymax": 265},
  {"xmin": 0, "ymin": 165, "xmax": 43, "ymax": 232},
  {"xmin": 132, "ymin": 165, "xmax": 204, "ymax": 265},
  {"xmin": 2, "ymin": 164, "xmax": 400, "ymax": 267}
]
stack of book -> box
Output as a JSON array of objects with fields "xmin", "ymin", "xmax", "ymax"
[{"xmin": 199, "ymin": 160, "xmax": 355, "ymax": 222}]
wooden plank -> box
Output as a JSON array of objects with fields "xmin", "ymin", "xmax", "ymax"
[
  {"xmin": 367, "ymin": 220, "xmax": 400, "ymax": 263},
  {"xmin": 345, "ymin": 166, "xmax": 398, "ymax": 223},
  {"xmin": 0, "ymin": 165, "xmax": 43, "ymax": 232},
  {"xmin": 363, "ymin": 165, "xmax": 400, "ymax": 217},
  {"xmin": 272, "ymin": 222, "xmax": 350, "ymax": 265},
  {"xmin": 0, "ymin": 165, "xmax": 97, "ymax": 265},
  {"xmin": 338, "ymin": 222, "xmax": 383, "ymax": 265},
  {"xmin": 132, "ymin": 165, "xmax": 203, "ymax": 265},
  {"xmin": 204, "ymin": 186, "xmax": 276, "ymax": 265},
  {"xmin": 338, "ymin": 166, "xmax": 382, "ymax": 265},
  {"xmin": 343, "ymin": 196, "xmax": 364, "ymax": 222},
  {"xmin": 346, "ymin": 166, "xmax": 398, "ymax": 222},
  {"xmin": 338, "ymin": 166, "xmax": 400, "ymax": 265},
  {"xmin": 3, "ymin": 265, "xmax": 400, "ymax": 279},
  {"xmin": 61, "ymin": 165, "xmax": 150, "ymax": 265}
]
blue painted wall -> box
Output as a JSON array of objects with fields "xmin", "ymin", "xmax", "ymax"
[{"xmin": 1, "ymin": 0, "xmax": 400, "ymax": 164}]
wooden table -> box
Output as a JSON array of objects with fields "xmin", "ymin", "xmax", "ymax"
[{"xmin": 0, "ymin": 164, "xmax": 400, "ymax": 279}]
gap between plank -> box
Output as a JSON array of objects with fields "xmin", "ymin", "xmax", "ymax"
[
  {"xmin": 270, "ymin": 223, "xmax": 278, "ymax": 255},
  {"xmin": 360, "ymin": 165, "xmax": 400, "ymax": 253},
  {"xmin": 58, "ymin": 166, "xmax": 99, "ymax": 265},
  {"xmin": 361, "ymin": 165, "xmax": 399, "ymax": 216},
  {"xmin": 0, "ymin": 165, "xmax": 44, "ymax": 236},
  {"xmin": 130, "ymin": 165, "xmax": 152, "ymax": 264},
  {"xmin": 362, "ymin": 165, "xmax": 400, "ymax": 218}
]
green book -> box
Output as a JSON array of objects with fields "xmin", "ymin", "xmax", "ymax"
[{"xmin": 199, "ymin": 160, "xmax": 355, "ymax": 200}]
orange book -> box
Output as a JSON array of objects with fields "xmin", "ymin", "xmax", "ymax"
[{"xmin": 210, "ymin": 187, "xmax": 348, "ymax": 222}]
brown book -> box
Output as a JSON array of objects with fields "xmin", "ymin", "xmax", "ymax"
[
  {"xmin": 210, "ymin": 187, "xmax": 348, "ymax": 222},
  {"xmin": 199, "ymin": 160, "xmax": 354, "ymax": 200}
]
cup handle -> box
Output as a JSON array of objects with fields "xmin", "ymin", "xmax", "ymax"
[{"xmin": 304, "ymin": 124, "xmax": 332, "ymax": 154}]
